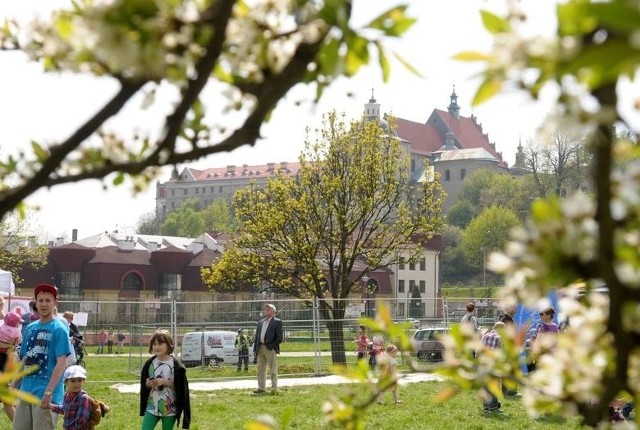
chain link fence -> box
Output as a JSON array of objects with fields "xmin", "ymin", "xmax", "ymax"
[{"xmin": 9, "ymin": 295, "xmax": 499, "ymax": 378}]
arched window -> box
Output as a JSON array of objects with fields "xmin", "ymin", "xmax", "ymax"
[{"xmin": 122, "ymin": 272, "xmax": 142, "ymax": 291}]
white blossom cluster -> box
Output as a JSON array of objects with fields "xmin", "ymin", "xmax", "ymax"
[
  {"xmin": 488, "ymin": 191, "xmax": 598, "ymax": 309},
  {"xmin": 16, "ymin": 0, "xmax": 326, "ymax": 86},
  {"xmin": 523, "ymin": 293, "xmax": 612, "ymax": 416}
]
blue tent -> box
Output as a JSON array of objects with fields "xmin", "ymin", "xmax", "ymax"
[{"xmin": 513, "ymin": 291, "xmax": 560, "ymax": 373}]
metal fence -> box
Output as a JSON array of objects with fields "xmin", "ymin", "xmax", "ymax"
[{"xmin": 9, "ymin": 295, "xmax": 499, "ymax": 378}]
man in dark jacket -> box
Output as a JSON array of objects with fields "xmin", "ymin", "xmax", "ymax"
[{"xmin": 252, "ymin": 303, "xmax": 283, "ymax": 394}]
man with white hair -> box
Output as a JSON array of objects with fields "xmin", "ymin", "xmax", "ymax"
[{"xmin": 253, "ymin": 303, "xmax": 283, "ymax": 394}]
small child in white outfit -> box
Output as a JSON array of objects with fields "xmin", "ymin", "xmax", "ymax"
[{"xmin": 377, "ymin": 344, "xmax": 402, "ymax": 404}]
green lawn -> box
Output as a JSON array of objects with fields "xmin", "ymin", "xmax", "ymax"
[{"xmin": 0, "ymin": 356, "xmax": 591, "ymax": 429}]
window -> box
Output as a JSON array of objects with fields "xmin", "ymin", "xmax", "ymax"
[
  {"xmin": 195, "ymin": 188, "xmax": 199, "ymax": 194},
  {"xmin": 158, "ymin": 274, "xmax": 182, "ymax": 299},
  {"xmin": 183, "ymin": 189, "xmax": 188, "ymax": 195},
  {"xmin": 409, "ymin": 280, "xmax": 416, "ymax": 292},
  {"xmin": 411, "ymin": 158, "xmax": 415, "ymax": 172},
  {"xmin": 398, "ymin": 303, "xmax": 405, "ymax": 318},
  {"xmin": 460, "ymin": 168, "xmax": 466, "ymax": 180},
  {"xmin": 398, "ymin": 280, "xmax": 405, "ymax": 293},
  {"xmin": 420, "ymin": 280, "xmax": 426, "ymax": 293},
  {"xmin": 122, "ymin": 272, "xmax": 142, "ymax": 291},
  {"xmin": 409, "ymin": 260, "xmax": 415, "ymax": 270},
  {"xmin": 399, "ymin": 257, "xmax": 405, "ymax": 270},
  {"xmin": 444, "ymin": 170, "xmax": 450, "ymax": 181},
  {"xmin": 56, "ymin": 272, "xmax": 81, "ymax": 298},
  {"xmin": 211, "ymin": 187, "xmax": 214, "ymax": 193},
  {"xmin": 219, "ymin": 186, "xmax": 223, "ymax": 193},
  {"xmin": 171, "ymin": 189, "xmax": 175, "ymax": 196},
  {"xmin": 420, "ymin": 258, "xmax": 426, "ymax": 271}
]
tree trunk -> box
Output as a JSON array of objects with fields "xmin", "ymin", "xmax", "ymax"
[{"xmin": 326, "ymin": 319, "xmax": 347, "ymax": 364}]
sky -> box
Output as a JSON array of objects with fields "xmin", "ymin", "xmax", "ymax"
[{"xmin": 0, "ymin": 0, "xmax": 559, "ymax": 242}]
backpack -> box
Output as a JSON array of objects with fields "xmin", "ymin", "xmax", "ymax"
[
  {"xmin": 117, "ymin": 333, "xmax": 125, "ymax": 341},
  {"xmin": 87, "ymin": 394, "xmax": 110, "ymax": 429}
]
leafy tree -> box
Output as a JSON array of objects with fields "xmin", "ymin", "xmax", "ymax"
[
  {"xmin": 136, "ymin": 211, "xmax": 161, "ymax": 235},
  {"xmin": 440, "ymin": 225, "xmax": 475, "ymax": 284},
  {"xmin": 0, "ymin": 1, "xmax": 416, "ymax": 222},
  {"xmin": 448, "ymin": 2, "xmax": 640, "ymax": 426},
  {"xmin": 445, "ymin": 198, "xmax": 474, "ymax": 228},
  {"xmin": 522, "ymin": 132, "xmax": 589, "ymax": 198},
  {"xmin": 0, "ymin": 213, "xmax": 48, "ymax": 285},
  {"xmin": 460, "ymin": 205, "xmax": 519, "ymax": 271},
  {"xmin": 161, "ymin": 199, "xmax": 204, "ymax": 237},
  {"xmin": 201, "ymin": 199, "xmax": 236, "ymax": 233},
  {"xmin": 202, "ymin": 111, "xmax": 444, "ymax": 364}
]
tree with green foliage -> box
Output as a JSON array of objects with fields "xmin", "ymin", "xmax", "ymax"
[
  {"xmin": 202, "ymin": 111, "xmax": 444, "ymax": 364},
  {"xmin": 0, "ymin": 0, "xmax": 416, "ymax": 223},
  {"xmin": 201, "ymin": 199, "xmax": 236, "ymax": 233},
  {"xmin": 0, "ymin": 213, "xmax": 48, "ymax": 285},
  {"xmin": 460, "ymin": 205, "xmax": 519, "ymax": 271},
  {"xmin": 161, "ymin": 199, "xmax": 204, "ymax": 237},
  {"xmin": 441, "ymin": 2, "xmax": 640, "ymax": 427},
  {"xmin": 440, "ymin": 225, "xmax": 475, "ymax": 284}
]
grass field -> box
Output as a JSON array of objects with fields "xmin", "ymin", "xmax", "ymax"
[{"xmin": 0, "ymin": 355, "xmax": 591, "ymax": 429}]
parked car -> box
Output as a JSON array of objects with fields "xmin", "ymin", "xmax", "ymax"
[
  {"xmin": 410, "ymin": 327, "xmax": 447, "ymax": 362},
  {"xmin": 394, "ymin": 318, "xmax": 422, "ymax": 329}
]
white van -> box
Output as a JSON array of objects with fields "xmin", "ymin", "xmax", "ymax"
[{"xmin": 181, "ymin": 331, "xmax": 251, "ymax": 368}]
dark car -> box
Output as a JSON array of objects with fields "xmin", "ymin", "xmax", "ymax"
[{"xmin": 410, "ymin": 327, "xmax": 447, "ymax": 362}]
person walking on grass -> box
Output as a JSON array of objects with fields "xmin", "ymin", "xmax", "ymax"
[
  {"xmin": 377, "ymin": 344, "xmax": 402, "ymax": 405},
  {"xmin": 252, "ymin": 303, "xmax": 283, "ymax": 394},
  {"xmin": 355, "ymin": 325, "xmax": 370, "ymax": 363},
  {"xmin": 96, "ymin": 329, "xmax": 106, "ymax": 355},
  {"xmin": 480, "ymin": 321, "xmax": 504, "ymax": 413},
  {"xmin": 140, "ymin": 330, "xmax": 191, "ymax": 429},
  {"xmin": 235, "ymin": 329, "xmax": 249, "ymax": 372},
  {"xmin": 12, "ymin": 283, "xmax": 72, "ymax": 430}
]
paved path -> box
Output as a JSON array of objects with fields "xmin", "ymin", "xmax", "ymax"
[{"xmin": 111, "ymin": 372, "xmax": 444, "ymax": 394}]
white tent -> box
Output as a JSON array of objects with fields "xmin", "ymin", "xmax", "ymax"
[{"xmin": 0, "ymin": 269, "xmax": 15, "ymax": 296}]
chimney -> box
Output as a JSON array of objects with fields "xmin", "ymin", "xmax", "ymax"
[
  {"xmin": 267, "ymin": 162, "xmax": 275, "ymax": 172},
  {"xmin": 118, "ymin": 237, "xmax": 135, "ymax": 251},
  {"xmin": 56, "ymin": 237, "xmax": 65, "ymax": 247},
  {"xmin": 72, "ymin": 229, "xmax": 78, "ymax": 242},
  {"xmin": 148, "ymin": 241, "xmax": 158, "ymax": 252}
]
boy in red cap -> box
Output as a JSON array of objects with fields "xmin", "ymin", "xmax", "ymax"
[{"xmin": 12, "ymin": 283, "xmax": 72, "ymax": 430}]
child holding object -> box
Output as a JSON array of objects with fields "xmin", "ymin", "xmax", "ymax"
[
  {"xmin": 140, "ymin": 330, "xmax": 191, "ymax": 429},
  {"xmin": 48, "ymin": 365, "xmax": 96, "ymax": 430}
]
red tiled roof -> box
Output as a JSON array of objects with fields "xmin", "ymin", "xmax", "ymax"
[
  {"xmin": 394, "ymin": 109, "xmax": 505, "ymax": 165},
  {"xmin": 394, "ymin": 117, "xmax": 443, "ymax": 155}
]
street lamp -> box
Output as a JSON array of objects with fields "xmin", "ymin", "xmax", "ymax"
[
  {"xmin": 362, "ymin": 276, "xmax": 369, "ymax": 317},
  {"xmin": 482, "ymin": 246, "xmax": 486, "ymax": 287}
]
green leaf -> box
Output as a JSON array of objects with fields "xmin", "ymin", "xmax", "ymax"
[
  {"xmin": 319, "ymin": 37, "xmax": 341, "ymax": 76},
  {"xmin": 31, "ymin": 141, "xmax": 48, "ymax": 162},
  {"xmin": 344, "ymin": 33, "xmax": 369, "ymax": 76},
  {"xmin": 453, "ymin": 51, "xmax": 495, "ymax": 62},
  {"xmin": 472, "ymin": 77, "xmax": 503, "ymax": 106},
  {"xmin": 375, "ymin": 42, "xmax": 390, "ymax": 82},
  {"xmin": 391, "ymin": 52, "xmax": 423, "ymax": 78},
  {"xmin": 367, "ymin": 5, "xmax": 416, "ymax": 37},
  {"xmin": 480, "ymin": 10, "xmax": 510, "ymax": 34},
  {"xmin": 112, "ymin": 173, "xmax": 125, "ymax": 186}
]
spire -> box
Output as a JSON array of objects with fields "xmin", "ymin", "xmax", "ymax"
[
  {"xmin": 171, "ymin": 165, "xmax": 179, "ymax": 180},
  {"xmin": 448, "ymin": 85, "xmax": 460, "ymax": 119},
  {"xmin": 364, "ymin": 87, "xmax": 380, "ymax": 121},
  {"xmin": 514, "ymin": 135, "xmax": 525, "ymax": 167}
]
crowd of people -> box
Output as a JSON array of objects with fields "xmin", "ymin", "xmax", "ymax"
[{"xmin": 0, "ymin": 287, "xmax": 288, "ymax": 429}]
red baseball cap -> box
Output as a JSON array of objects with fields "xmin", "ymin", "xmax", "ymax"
[{"xmin": 34, "ymin": 283, "xmax": 58, "ymax": 299}]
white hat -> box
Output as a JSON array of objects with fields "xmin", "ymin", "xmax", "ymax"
[
  {"xmin": 266, "ymin": 303, "xmax": 276, "ymax": 311},
  {"xmin": 64, "ymin": 365, "xmax": 87, "ymax": 380}
]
